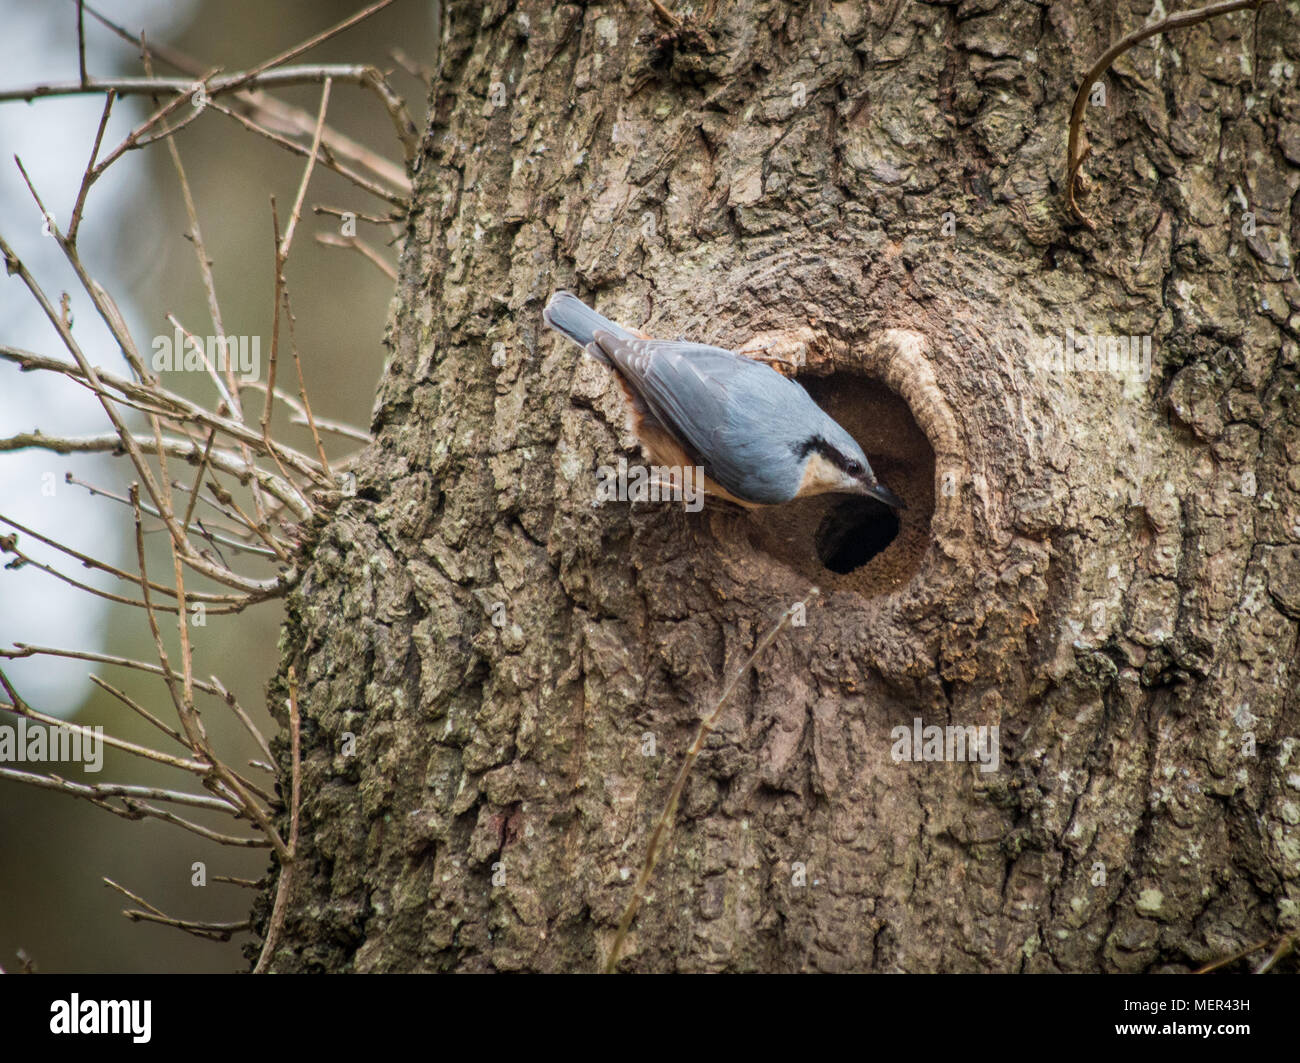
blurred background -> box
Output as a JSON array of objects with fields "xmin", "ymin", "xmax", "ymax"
[{"xmin": 0, "ymin": 0, "xmax": 433, "ymax": 971}]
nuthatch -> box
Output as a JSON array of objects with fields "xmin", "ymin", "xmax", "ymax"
[{"xmin": 543, "ymin": 291, "xmax": 905, "ymax": 510}]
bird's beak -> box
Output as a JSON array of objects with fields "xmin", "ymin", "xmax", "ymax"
[{"xmin": 859, "ymin": 481, "xmax": 906, "ymax": 509}]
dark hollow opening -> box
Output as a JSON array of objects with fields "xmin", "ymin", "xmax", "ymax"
[
  {"xmin": 815, "ymin": 498, "xmax": 901, "ymax": 574},
  {"xmin": 733, "ymin": 370, "xmax": 934, "ymax": 598}
]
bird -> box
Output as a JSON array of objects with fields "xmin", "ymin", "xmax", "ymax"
[{"xmin": 542, "ymin": 290, "xmax": 904, "ymax": 510}]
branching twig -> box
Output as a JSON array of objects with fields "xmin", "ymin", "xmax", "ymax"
[
  {"xmin": 0, "ymin": 0, "xmax": 393, "ymax": 962},
  {"xmin": 0, "ymin": 231, "xmax": 292, "ymax": 594},
  {"xmin": 77, "ymin": 1, "xmax": 410, "ymax": 194},
  {"xmin": 0, "ymin": 768, "xmax": 239, "ymax": 813},
  {"xmin": 0, "ymin": 668, "xmax": 207, "ymax": 775},
  {"xmin": 67, "ymin": 91, "xmax": 114, "ymax": 244},
  {"xmin": 104, "ymin": 878, "xmax": 254, "ymax": 941}
]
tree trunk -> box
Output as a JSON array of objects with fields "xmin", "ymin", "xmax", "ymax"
[{"xmin": 257, "ymin": 0, "xmax": 1300, "ymax": 972}]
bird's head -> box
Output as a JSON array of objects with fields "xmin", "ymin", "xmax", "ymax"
[{"xmin": 792, "ymin": 425, "xmax": 905, "ymax": 509}]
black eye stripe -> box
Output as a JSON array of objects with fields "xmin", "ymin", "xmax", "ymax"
[{"xmin": 795, "ymin": 436, "xmax": 862, "ymax": 475}]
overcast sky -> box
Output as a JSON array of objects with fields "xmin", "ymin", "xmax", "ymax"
[{"xmin": 0, "ymin": 1, "xmax": 200, "ymax": 716}]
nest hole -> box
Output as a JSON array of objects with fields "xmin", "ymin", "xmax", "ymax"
[
  {"xmin": 739, "ymin": 371, "xmax": 935, "ymax": 597},
  {"xmin": 816, "ymin": 498, "xmax": 901, "ymax": 573}
]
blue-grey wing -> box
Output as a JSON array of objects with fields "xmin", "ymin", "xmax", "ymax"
[{"xmin": 592, "ymin": 332, "xmax": 804, "ymax": 503}]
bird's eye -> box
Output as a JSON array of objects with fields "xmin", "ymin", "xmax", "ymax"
[{"xmin": 845, "ymin": 460, "xmax": 863, "ymax": 477}]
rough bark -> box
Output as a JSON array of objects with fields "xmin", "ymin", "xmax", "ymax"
[{"xmin": 256, "ymin": 0, "xmax": 1300, "ymax": 972}]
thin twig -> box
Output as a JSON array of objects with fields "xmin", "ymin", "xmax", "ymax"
[
  {"xmin": 207, "ymin": 98, "xmax": 406, "ymax": 206},
  {"xmin": 1194, "ymin": 937, "xmax": 1271, "ymax": 973},
  {"xmin": 76, "ymin": 0, "xmax": 87, "ymax": 87},
  {"xmin": 280, "ymin": 289, "xmax": 332, "ymax": 476},
  {"xmin": 89, "ymin": 67, "xmax": 221, "ymax": 181},
  {"xmin": 56, "ymin": 473, "xmax": 288, "ymax": 561},
  {"xmin": 238, "ymin": 380, "xmax": 372, "ymax": 443},
  {"xmin": 104, "ymin": 878, "xmax": 253, "ymax": 941},
  {"xmin": 315, "ymin": 232, "xmax": 398, "ymax": 280},
  {"xmin": 132, "ymin": 484, "xmax": 288, "ymax": 858},
  {"xmin": 0, "ymin": 231, "xmax": 289, "ymax": 593},
  {"xmin": 253, "ymin": 666, "xmax": 302, "ymax": 974},
  {"xmin": 0, "ymin": 669, "xmax": 209, "ymax": 775},
  {"xmin": 313, "ymin": 203, "xmax": 402, "ymax": 226},
  {"xmin": 164, "ymin": 315, "xmax": 235, "ymax": 419},
  {"xmin": 67, "ymin": 91, "xmax": 114, "ymax": 244},
  {"xmin": 0, "ymin": 768, "xmax": 237, "ymax": 812},
  {"xmin": 12, "ymin": 781, "xmax": 270, "ymax": 847},
  {"xmin": 1253, "ymin": 932, "xmax": 1295, "ymax": 974},
  {"xmin": 1, "ymin": 643, "xmax": 225, "ymax": 694},
  {"xmin": 89, "ymin": 674, "xmax": 186, "ymax": 747},
  {"xmin": 0, "ymin": 532, "xmax": 190, "ymax": 614},
  {"xmin": 388, "ymin": 47, "xmax": 433, "ymax": 85},
  {"xmin": 181, "ymin": 430, "xmax": 216, "ymax": 535},
  {"xmin": 227, "ymin": 0, "xmax": 392, "ymax": 92},
  {"xmin": 214, "ymin": 875, "xmax": 261, "ymax": 888},
  {"xmin": 211, "ymin": 676, "xmax": 274, "ymax": 764},
  {"xmin": 604, "ymin": 589, "xmax": 820, "ymax": 973},
  {"xmin": 0, "ymin": 64, "xmax": 387, "ymax": 102},
  {"xmin": 146, "ymin": 42, "xmax": 241, "ymax": 422},
  {"xmin": 280, "ymin": 79, "xmax": 332, "ymax": 261},
  {"xmin": 0, "ymin": 419, "xmax": 313, "ymax": 521}
]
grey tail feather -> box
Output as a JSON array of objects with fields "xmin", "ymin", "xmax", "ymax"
[{"xmin": 543, "ymin": 291, "xmax": 635, "ymax": 364}]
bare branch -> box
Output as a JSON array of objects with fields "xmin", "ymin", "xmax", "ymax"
[
  {"xmin": 0, "ymin": 348, "xmax": 319, "ymax": 518},
  {"xmin": 315, "ymin": 232, "xmax": 398, "ymax": 281},
  {"xmin": 280, "ymin": 79, "xmax": 332, "ymax": 262},
  {"xmin": 0, "ymin": 64, "xmax": 380, "ymax": 103},
  {"xmin": 239, "ymin": 380, "xmax": 373, "ymax": 444},
  {"xmin": 0, "ymin": 768, "xmax": 237, "ymax": 812},
  {"xmin": 79, "ymin": 1, "xmax": 409, "ymax": 193},
  {"xmin": 76, "ymin": 0, "xmax": 87, "ymax": 86},
  {"xmin": 208, "ymin": 98, "xmax": 406, "ymax": 206},
  {"xmin": 0, "ymin": 668, "xmax": 210, "ymax": 776},
  {"xmin": 1, "ymin": 530, "xmax": 191, "ymax": 614},
  {"xmin": 0, "ymin": 643, "xmax": 225, "ymax": 697},
  {"xmin": 280, "ymin": 286, "xmax": 333, "ymax": 477},
  {"xmin": 213, "ymin": 875, "xmax": 261, "ymax": 888},
  {"xmin": 180, "ymin": 430, "xmax": 216, "ymax": 536},
  {"xmin": 0, "ymin": 770, "xmax": 269, "ymax": 847},
  {"xmin": 0, "ymin": 231, "xmax": 290, "ymax": 593},
  {"xmin": 89, "ymin": 674, "xmax": 186, "ymax": 748},
  {"xmin": 104, "ymin": 878, "xmax": 255, "ymax": 940},
  {"xmin": 210, "ymin": 676, "xmax": 273, "ymax": 764}
]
